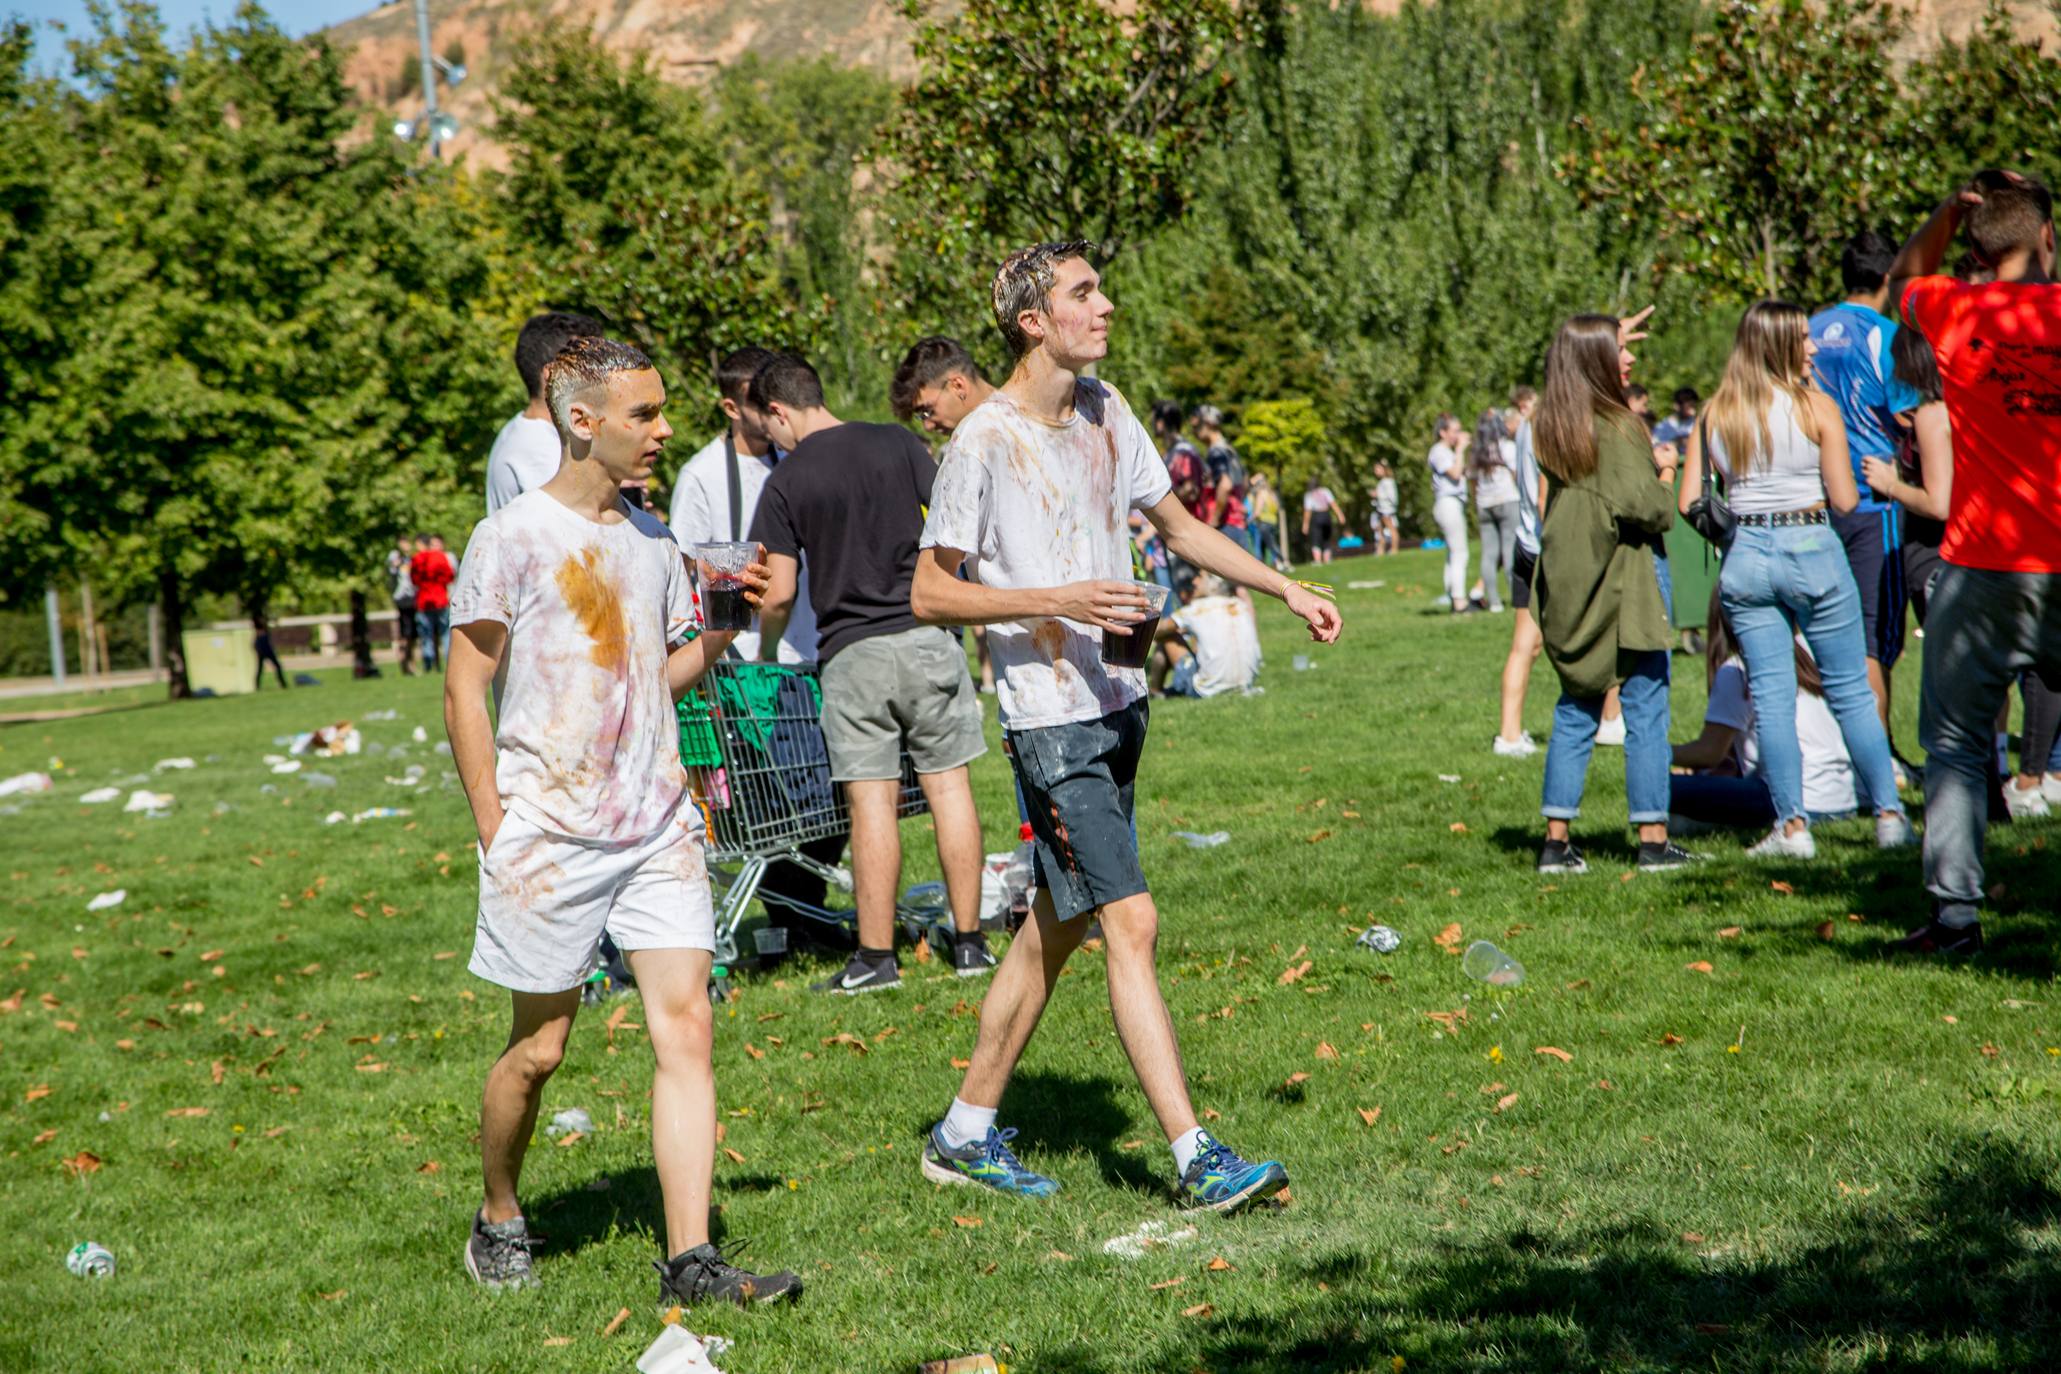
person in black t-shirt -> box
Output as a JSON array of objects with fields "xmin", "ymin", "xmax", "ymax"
[{"xmin": 745, "ymin": 354, "xmax": 995, "ymax": 993}]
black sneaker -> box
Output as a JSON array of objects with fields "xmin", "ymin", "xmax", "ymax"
[
  {"xmin": 655, "ymin": 1240, "xmax": 802, "ymax": 1310},
  {"xmin": 1894, "ymin": 919, "xmax": 1984, "ymax": 956},
  {"xmin": 1637, "ymin": 841, "xmax": 1706, "ymax": 872},
  {"xmin": 952, "ymin": 932, "xmax": 997, "ymax": 979},
  {"xmin": 1537, "ymin": 840, "xmax": 1588, "ymax": 874},
  {"xmin": 810, "ymin": 953, "xmax": 900, "ymax": 995},
  {"xmin": 464, "ymin": 1210, "xmax": 539, "ymax": 1290}
]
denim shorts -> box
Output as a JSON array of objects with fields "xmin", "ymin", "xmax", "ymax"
[{"xmin": 1006, "ymin": 701, "xmax": 1149, "ymax": 921}]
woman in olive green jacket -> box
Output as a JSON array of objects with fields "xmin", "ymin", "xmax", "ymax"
[{"xmin": 1531, "ymin": 314, "xmax": 1701, "ymax": 875}]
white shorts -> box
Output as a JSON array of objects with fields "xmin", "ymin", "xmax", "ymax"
[{"xmin": 469, "ymin": 803, "xmax": 716, "ymax": 994}]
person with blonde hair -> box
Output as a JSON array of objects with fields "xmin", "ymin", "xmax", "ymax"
[
  {"xmin": 1531, "ymin": 312, "xmax": 1699, "ymax": 873},
  {"xmin": 1677, "ymin": 301, "xmax": 1913, "ymax": 861}
]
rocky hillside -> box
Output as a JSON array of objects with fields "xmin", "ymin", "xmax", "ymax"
[{"xmin": 321, "ymin": 0, "xmax": 2056, "ymax": 168}]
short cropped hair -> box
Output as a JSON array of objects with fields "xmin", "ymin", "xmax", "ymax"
[
  {"xmin": 890, "ymin": 337, "xmax": 985, "ymax": 421},
  {"xmin": 1626, "ymin": 383, "xmax": 1650, "ymax": 403},
  {"xmin": 515, "ymin": 312, "xmax": 606, "ymax": 399},
  {"xmin": 1509, "ymin": 384, "xmax": 1537, "ymax": 408},
  {"xmin": 716, "ymin": 346, "xmax": 779, "ymax": 407},
  {"xmin": 1150, "ymin": 399, "xmax": 1184, "ymax": 434},
  {"xmin": 1966, "ymin": 170, "xmax": 2054, "ymax": 267},
  {"xmin": 748, "ymin": 353, "xmax": 826, "ymax": 412},
  {"xmin": 543, "ymin": 336, "xmax": 654, "ymax": 437},
  {"xmin": 1672, "ymin": 386, "xmax": 1701, "ymax": 408},
  {"xmin": 1434, "ymin": 412, "xmax": 1460, "ymax": 437},
  {"xmin": 1840, "ymin": 231, "xmax": 1899, "ymax": 294},
  {"xmin": 992, "ymin": 239, "xmax": 1094, "ymax": 357},
  {"xmin": 1191, "ymin": 404, "xmax": 1225, "ymax": 432}
]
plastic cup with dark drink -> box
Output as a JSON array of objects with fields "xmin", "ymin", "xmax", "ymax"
[
  {"xmin": 1100, "ymin": 580, "xmax": 1174, "ymax": 669},
  {"xmin": 692, "ymin": 541, "xmax": 757, "ymax": 632}
]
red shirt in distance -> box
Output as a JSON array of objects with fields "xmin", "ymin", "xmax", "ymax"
[
  {"xmin": 409, "ymin": 548, "xmax": 455, "ymax": 610},
  {"xmin": 1903, "ymin": 275, "xmax": 2061, "ymax": 574}
]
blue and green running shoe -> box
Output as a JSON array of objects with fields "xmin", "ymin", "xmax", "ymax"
[
  {"xmin": 1176, "ymin": 1132, "xmax": 1289, "ymax": 1213},
  {"xmin": 921, "ymin": 1123, "xmax": 1059, "ymax": 1198}
]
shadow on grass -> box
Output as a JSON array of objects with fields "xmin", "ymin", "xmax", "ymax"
[
  {"xmin": 1035, "ymin": 1139, "xmax": 2061, "ymax": 1372},
  {"xmin": 526, "ymin": 1164, "xmax": 779, "ymax": 1259},
  {"xmin": 908, "ymin": 1070, "xmax": 1155, "ymax": 1194},
  {"xmin": 1486, "ymin": 824, "xmax": 1642, "ymax": 868}
]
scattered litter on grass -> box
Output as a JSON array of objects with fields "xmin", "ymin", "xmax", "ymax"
[
  {"xmin": 546, "ymin": 1107, "xmax": 594, "ymax": 1138},
  {"xmin": 65, "ymin": 1243, "xmax": 115, "ymax": 1278},
  {"xmin": 302, "ymin": 772, "xmax": 337, "ymax": 789},
  {"xmin": 212, "ymin": 801, "xmax": 235, "ymax": 816},
  {"xmin": 123, "ymin": 790, "xmax": 174, "ymax": 813},
  {"xmin": 323, "ymin": 812, "xmax": 348, "ymax": 826},
  {"xmin": 259, "ymin": 784, "xmax": 279, "ymax": 796},
  {"xmin": 270, "ymin": 761, "xmax": 302, "ymax": 775},
  {"xmin": 85, "ymin": 890, "xmax": 125, "ymax": 912},
  {"xmin": 1102, "ymin": 1219, "xmax": 1199, "ymax": 1260},
  {"xmin": 0, "ymin": 772, "xmax": 53, "ymax": 798},
  {"xmin": 352, "ymin": 808, "xmax": 410, "ymax": 823},
  {"xmin": 637, "ymin": 1325, "xmax": 729, "ymax": 1374},
  {"xmin": 1437, "ymin": 774, "xmax": 1462, "ymax": 784},
  {"xmin": 291, "ymin": 722, "xmax": 361, "ymax": 756},
  {"xmin": 80, "ymin": 787, "xmax": 120, "ymax": 805},
  {"xmin": 1171, "ymin": 830, "xmax": 1230, "ymax": 849},
  {"xmin": 362, "ymin": 709, "xmax": 400, "ymax": 722},
  {"xmin": 1462, "ymin": 941, "xmax": 1524, "ymax": 986},
  {"xmin": 155, "ymin": 758, "xmax": 195, "ymax": 771},
  {"xmin": 918, "ymin": 1357, "xmax": 1003, "ymax": 1374},
  {"xmin": 1347, "ymin": 580, "xmax": 1387, "ymax": 589},
  {"xmin": 434, "ymin": 742, "xmax": 452, "ymax": 756},
  {"xmin": 384, "ymin": 775, "xmax": 419, "ymax": 788},
  {"xmin": 1292, "ymin": 654, "xmax": 1315, "ymax": 671},
  {"xmin": 1357, "ymin": 924, "xmax": 1401, "ymax": 954},
  {"xmin": 412, "ymin": 726, "xmax": 429, "ymax": 743}
]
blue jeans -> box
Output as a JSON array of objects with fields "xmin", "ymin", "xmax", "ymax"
[
  {"xmin": 1541, "ymin": 649, "xmax": 1672, "ymax": 825},
  {"xmin": 1718, "ymin": 523, "xmax": 1900, "ymax": 827},
  {"xmin": 416, "ymin": 607, "xmax": 450, "ymax": 670},
  {"xmin": 1653, "ymin": 550, "xmax": 1674, "ymax": 623}
]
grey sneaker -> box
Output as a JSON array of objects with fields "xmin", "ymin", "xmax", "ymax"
[
  {"xmin": 952, "ymin": 932, "xmax": 997, "ymax": 979},
  {"xmin": 465, "ymin": 1210, "xmax": 539, "ymax": 1290},
  {"xmin": 655, "ymin": 1240, "xmax": 802, "ymax": 1310},
  {"xmin": 810, "ymin": 953, "xmax": 900, "ymax": 995},
  {"xmin": 1876, "ymin": 812, "xmax": 1917, "ymax": 849}
]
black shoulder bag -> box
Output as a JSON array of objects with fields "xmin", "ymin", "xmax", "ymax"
[{"xmin": 1682, "ymin": 415, "xmax": 1735, "ymax": 549}]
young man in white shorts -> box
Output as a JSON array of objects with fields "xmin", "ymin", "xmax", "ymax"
[
  {"xmin": 446, "ymin": 336, "xmax": 799, "ymax": 1309},
  {"xmin": 909, "ymin": 241, "xmax": 1343, "ymax": 1212}
]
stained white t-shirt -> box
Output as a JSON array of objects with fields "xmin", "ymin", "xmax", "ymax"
[
  {"xmin": 921, "ymin": 379, "xmax": 1173, "ymax": 730},
  {"xmin": 1704, "ymin": 653, "xmax": 1857, "ymax": 816},
  {"xmin": 485, "ymin": 414, "xmax": 564, "ymax": 515},
  {"xmin": 450, "ymin": 490, "xmax": 697, "ymax": 844},
  {"xmin": 668, "ymin": 431, "xmax": 816, "ymax": 663},
  {"xmin": 1171, "ymin": 595, "xmax": 1262, "ymax": 697},
  {"xmin": 1428, "ymin": 442, "xmax": 1467, "ymax": 501}
]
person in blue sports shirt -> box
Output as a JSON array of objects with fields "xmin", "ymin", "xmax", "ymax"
[{"xmin": 1810, "ymin": 231, "xmax": 1923, "ymax": 782}]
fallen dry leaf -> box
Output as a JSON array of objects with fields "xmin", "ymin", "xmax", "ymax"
[
  {"xmin": 1685, "ymin": 961, "xmax": 1714, "ymax": 974},
  {"xmin": 952, "ymin": 1215, "xmax": 983, "ymax": 1228},
  {"xmin": 1207, "ymin": 1256, "xmax": 1234, "ymax": 1272},
  {"xmin": 211, "ymin": 1060, "xmax": 225, "ymax": 1085},
  {"xmin": 1597, "ymin": 1079, "xmax": 1615, "ymax": 1090},
  {"xmin": 418, "ymin": 1160, "xmax": 441, "ymax": 1174},
  {"xmin": 32, "ymin": 1128, "xmax": 56, "ymax": 1145},
  {"xmin": 602, "ymin": 1307, "xmax": 630, "ymax": 1337},
  {"xmin": 165, "ymin": 1106, "xmax": 210, "ymax": 1118},
  {"xmin": 1049, "ymin": 1250, "xmax": 1075, "ymax": 1262},
  {"xmin": 1277, "ymin": 960, "xmax": 1313, "ymax": 986},
  {"xmin": 1480, "ymin": 1081, "xmax": 1506, "ymax": 1095},
  {"xmin": 744, "ymin": 1042, "xmax": 766, "ymax": 1061},
  {"xmin": 1282, "ymin": 1071, "xmax": 1310, "ymax": 1089},
  {"xmin": 1769, "ymin": 880, "xmax": 1795, "ymax": 895},
  {"xmin": 554, "ymin": 1130, "xmax": 585, "ymax": 1148},
  {"xmin": 1494, "ymin": 1092, "xmax": 1519, "ymax": 1113},
  {"xmin": 1182, "ymin": 1302, "xmax": 1215, "ymax": 1318},
  {"xmin": 1681, "ymin": 1231, "xmax": 1705, "ymax": 1244},
  {"xmin": 1306, "ymin": 830, "xmax": 1332, "ymax": 844},
  {"xmin": 1315, "ymin": 1041, "xmax": 1339, "ymax": 1060},
  {"xmin": 1816, "ymin": 920, "xmax": 1837, "ymax": 941},
  {"xmin": 352, "ymin": 970, "xmax": 379, "ymax": 981},
  {"xmin": 1534, "ymin": 1046, "xmax": 1573, "ymax": 1062},
  {"xmin": 247, "ymin": 856, "xmax": 264, "ymax": 868},
  {"xmin": 1358, "ymin": 1106, "xmax": 1381, "ymax": 1126},
  {"xmin": 543, "ymin": 1337, "xmax": 572, "ymax": 1348},
  {"xmin": 62, "ymin": 1150, "xmax": 101, "ymax": 1176},
  {"xmin": 1449, "ymin": 821, "xmax": 1468, "ymax": 834},
  {"xmin": 199, "ymin": 949, "xmax": 224, "ymax": 963},
  {"xmin": 723, "ymin": 1147, "xmax": 746, "ymax": 1164},
  {"xmin": 950, "ymin": 1057, "xmax": 971, "ymax": 1069},
  {"xmin": 1151, "ymin": 1275, "xmax": 1186, "ymax": 1290},
  {"xmin": 915, "ymin": 937, "xmax": 932, "ymax": 965},
  {"xmin": 822, "ymin": 1032, "xmax": 869, "ymax": 1055},
  {"xmin": 1202, "ymin": 1108, "xmax": 1220, "ymax": 1121},
  {"xmin": 1659, "ymin": 1033, "xmax": 1683, "ymax": 1047},
  {"xmin": 264, "ymin": 1126, "xmax": 291, "ymax": 1139},
  {"xmin": 1981, "ymin": 1043, "xmax": 2000, "ymax": 1058},
  {"xmin": 1433, "ymin": 923, "xmax": 1464, "ymax": 953},
  {"xmin": 1274, "ymin": 1187, "xmax": 1294, "ymax": 1206},
  {"xmin": 25, "ymin": 1084, "xmax": 52, "ymax": 1102},
  {"xmin": 317, "ymin": 1290, "xmax": 345, "ymax": 1301},
  {"xmin": 432, "ymin": 951, "xmax": 458, "ymax": 961},
  {"xmin": 1717, "ymin": 926, "xmax": 1743, "ymax": 939}
]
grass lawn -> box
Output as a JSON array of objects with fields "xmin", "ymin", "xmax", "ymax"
[{"xmin": 6, "ymin": 547, "xmax": 2060, "ymax": 1373}]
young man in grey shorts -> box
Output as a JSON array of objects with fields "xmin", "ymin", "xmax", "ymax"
[
  {"xmin": 910, "ymin": 241, "xmax": 1343, "ymax": 1211},
  {"xmin": 748, "ymin": 353, "xmax": 995, "ymax": 993}
]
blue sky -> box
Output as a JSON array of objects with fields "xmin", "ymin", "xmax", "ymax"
[{"xmin": 12, "ymin": 1, "xmax": 376, "ymax": 72}]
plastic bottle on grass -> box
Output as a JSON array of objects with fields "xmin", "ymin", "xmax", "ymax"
[{"xmin": 1462, "ymin": 940, "xmax": 1525, "ymax": 987}]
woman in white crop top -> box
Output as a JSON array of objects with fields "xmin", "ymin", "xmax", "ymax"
[{"xmin": 1677, "ymin": 300, "xmax": 1912, "ymax": 860}]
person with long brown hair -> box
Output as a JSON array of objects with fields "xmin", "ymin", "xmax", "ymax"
[
  {"xmin": 1531, "ymin": 312, "xmax": 1699, "ymax": 873},
  {"xmin": 1677, "ymin": 300, "xmax": 1912, "ymax": 862}
]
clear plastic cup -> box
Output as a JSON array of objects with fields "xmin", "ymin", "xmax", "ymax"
[
  {"xmin": 1462, "ymin": 939, "xmax": 1525, "ymax": 987},
  {"xmin": 1100, "ymin": 581, "xmax": 1175, "ymax": 668},
  {"xmin": 692, "ymin": 542, "xmax": 757, "ymax": 631}
]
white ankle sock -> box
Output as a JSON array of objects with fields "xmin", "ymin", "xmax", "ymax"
[
  {"xmin": 1171, "ymin": 1125, "xmax": 1209, "ymax": 1176},
  {"xmin": 941, "ymin": 1098, "xmax": 996, "ymax": 1149}
]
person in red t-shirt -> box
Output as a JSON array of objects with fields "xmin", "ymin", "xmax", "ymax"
[
  {"xmin": 1890, "ymin": 169, "xmax": 2061, "ymax": 955},
  {"xmin": 408, "ymin": 533, "xmax": 457, "ymax": 672}
]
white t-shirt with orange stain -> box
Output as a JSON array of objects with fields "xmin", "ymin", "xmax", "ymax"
[
  {"xmin": 450, "ymin": 489, "xmax": 698, "ymax": 845},
  {"xmin": 921, "ymin": 378, "xmax": 1174, "ymax": 730}
]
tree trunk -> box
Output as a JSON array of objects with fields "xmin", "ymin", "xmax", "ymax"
[
  {"xmin": 160, "ymin": 568, "xmax": 189, "ymax": 700},
  {"xmin": 349, "ymin": 590, "xmax": 378, "ymax": 679},
  {"xmin": 78, "ymin": 581, "xmax": 98, "ymax": 676}
]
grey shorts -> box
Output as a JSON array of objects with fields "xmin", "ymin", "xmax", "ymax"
[
  {"xmin": 819, "ymin": 626, "xmax": 986, "ymax": 782},
  {"xmin": 1008, "ymin": 700, "xmax": 1149, "ymax": 921}
]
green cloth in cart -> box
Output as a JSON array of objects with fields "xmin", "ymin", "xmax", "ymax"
[{"xmin": 677, "ymin": 659, "xmax": 823, "ymax": 765}]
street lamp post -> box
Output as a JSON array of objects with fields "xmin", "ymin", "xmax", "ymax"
[{"xmin": 394, "ymin": 0, "xmax": 465, "ymax": 157}]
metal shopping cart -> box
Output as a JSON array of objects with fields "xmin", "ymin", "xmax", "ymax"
[{"xmin": 679, "ymin": 659, "xmax": 939, "ymax": 965}]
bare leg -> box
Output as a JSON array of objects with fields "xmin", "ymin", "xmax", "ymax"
[
  {"xmin": 916, "ymin": 766, "xmax": 984, "ymax": 936},
  {"xmin": 627, "ymin": 947, "xmax": 716, "ymax": 1257},
  {"xmin": 1602, "ymin": 685, "xmax": 1622, "ymax": 723},
  {"xmin": 973, "ymin": 626, "xmax": 995, "ymax": 692},
  {"xmin": 954, "ymin": 888, "xmax": 1090, "ymax": 1107},
  {"xmin": 1097, "ymin": 892, "xmax": 1198, "ymax": 1141},
  {"xmin": 480, "ymin": 988, "xmax": 580, "ymax": 1224},
  {"xmin": 1498, "ymin": 608, "xmax": 1542, "ymax": 741},
  {"xmin": 844, "ymin": 778, "xmax": 902, "ymax": 952}
]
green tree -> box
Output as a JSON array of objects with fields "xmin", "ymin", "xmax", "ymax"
[
  {"xmin": 1570, "ymin": 0, "xmax": 1907, "ymax": 304},
  {"xmin": 492, "ymin": 25, "xmax": 814, "ymax": 427}
]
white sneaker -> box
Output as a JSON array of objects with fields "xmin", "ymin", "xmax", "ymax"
[
  {"xmin": 1747, "ymin": 825, "xmax": 1816, "ymax": 859},
  {"xmin": 1492, "ymin": 733, "xmax": 1538, "ymax": 758},
  {"xmin": 1594, "ymin": 714, "xmax": 1626, "ymax": 747},
  {"xmin": 2003, "ymin": 778, "xmax": 2052, "ymax": 821},
  {"xmin": 2044, "ymin": 772, "xmax": 2061, "ymax": 805},
  {"xmin": 1875, "ymin": 812, "xmax": 1917, "ymax": 848}
]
